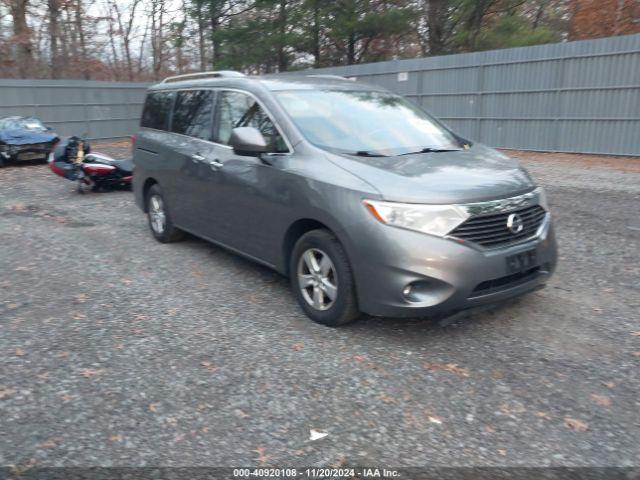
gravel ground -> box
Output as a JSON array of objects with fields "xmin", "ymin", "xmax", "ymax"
[{"xmin": 1, "ymin": 141, "xmax": 639, "ymax": 470}]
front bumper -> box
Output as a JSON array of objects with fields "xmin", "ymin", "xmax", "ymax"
[
  {"xmin": 3, "ymin": 143, "xmax": 54, "ymax": 161},
  {"xmin": 349, "ymin": 214, "xmax": 557, "ymax": 318}
]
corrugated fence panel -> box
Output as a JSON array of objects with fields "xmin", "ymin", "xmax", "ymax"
[
  {"xmin": 294, "ymin": 33, "xmax": 640, "ymax": 156},
  {"xmin": 1, "ymin": 34, "xmax": 639, "ymax": 155},
  {"xmin": 0, "ymin": 79, "xmax": 149, "ymax": 139}
]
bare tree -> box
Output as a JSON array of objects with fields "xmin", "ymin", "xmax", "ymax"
[
  {"xmin": 8, "ymin": 0, "xmax": 34, "ymax": 77},
  {"xmin": 47, "ymin": 0, "xmax": 62, "ymax": 77},
  {"xmin": 110, "ymin": 0, "xmax": 141, "ymax": 80}
]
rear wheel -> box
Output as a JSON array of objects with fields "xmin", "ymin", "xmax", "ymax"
[
  {"xmin": 77, "ymin": 177, "xmax": 93, "ymax": 194},
  {"xmin": 290, "ymin": 229, "xmax": 360, "ymax": 326},
  {"xmin": 146, "ymin": 184, "xmax": 184, "ymax": 243}
]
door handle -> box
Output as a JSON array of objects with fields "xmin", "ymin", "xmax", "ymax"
[
  {"xmin": 209, "ymin": 159, "xmax": 223, "ymax": 169},
  {"xmin": 191, "ymin": 153, "xmax": 206, "ymax": 162}
]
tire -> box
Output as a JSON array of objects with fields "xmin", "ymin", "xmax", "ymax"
[
  {"xmin": 146, "ymin": 184, "xmax": 184, "ymax": 243},
  {"xmin": 290, "ymin": 229, "xmax": 360, "ymax": 326}
]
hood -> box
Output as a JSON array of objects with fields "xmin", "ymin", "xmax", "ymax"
[
  {"xmin": 0, "ymin": 129, "xmax": 58, "ymax": 145},
  {"xmin": 329, "ymin": 144, "xmax": 536, "ymax": 204}
]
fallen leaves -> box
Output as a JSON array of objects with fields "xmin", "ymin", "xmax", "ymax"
[
  {"xmin": 590, "ymin": 394, "xmax": 612, "ymax": 407},
  {"xmin": 631, "ymin": 331, "xmax": 640, "ymax": 337},
  {"xmin": 79, "ymin": 368, "xmax": 103, "ymax": 378},
  {"xmin": 15, "ymin": 348, "xmax": 25, "ymax": 356},
  {"xmin": 499, "ymin": 403, "xmax": 526, "ymax": 416},
  {"xmin": 109, "ymin": 434, "xmax": 123, "ymax": 442},
  {"xmin": 0, "ymin": 387, "xmax": 17, "ymax": 399},
  {"xmin": 254, "ymin": 446, "xmax": 270, "ymax": 465},
  {"xmin": 71, "ymin": 312, "xmax": 86, "ymax": 320},
  {"xmin": 74, "ymin": 293, "xmax": 88, "ymax": 304},
  {"xmin": 149, "ymin": 403, "xmax": 159, "ymax": 413},
  {"xmin": 200, "ymin": 361, "xmax": 218, "ymax": 372},
  {"xmin": 427, "ymin": 415, "xmax": 443, "ymax": 425},
  {"xmin": 38, "ymin": 439, "xmax": 59, "ymax": 449},
  {"xmin": 564, "ymin": 417, "xmax": 588, "ymax": 432},
  {"xmin": 292, "ymin": 343, "xmax": 304, "ymax": 351},
  {"xmin": 423, "ymin": 362, "xmax": 469, "ymax": 377},
  {"xmin": 377, "ymin": 393, "xmax": 397, "ymax": 404}
]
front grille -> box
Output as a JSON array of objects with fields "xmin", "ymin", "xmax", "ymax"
[
  {"xmin": 19, "ymin": 143, "xmax": 50, "ymax": 150},
  {"xmin": 450, "ymin": 204, "xmax": 546, "ymax": 248},
  {"xmin": 470, "ymin": 266, "xmax": 541, "ymax": 296}
]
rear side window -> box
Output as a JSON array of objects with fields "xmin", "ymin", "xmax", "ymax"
[
  {"xmin": 141, "ymin": 92, "xmax": 173, "ymax": 130},
  {"xmin": 171, "ymin": 90, "xmax": 214, "ymax": 140}
]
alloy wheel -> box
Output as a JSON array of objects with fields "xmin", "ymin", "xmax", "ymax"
[
  {"xmin": 297, "ymin": 248, "xmax": 338, "ymax": 311},
  {"xmin": 149, "ymin": 194, "xmax": 166, "ymax": 234}
]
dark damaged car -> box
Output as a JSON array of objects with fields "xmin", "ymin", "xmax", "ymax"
[{"xmin": 0, "ymin": 116, "xmax": 59, "ymax": 167}]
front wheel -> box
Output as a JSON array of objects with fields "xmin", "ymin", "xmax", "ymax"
[
  {"xmin": 290, "ymin": 229, "xmax": 361, "ymax": 326},
  {"xmin": 146, "ymin": 184, "xmax": 184, "ymax": 243}
]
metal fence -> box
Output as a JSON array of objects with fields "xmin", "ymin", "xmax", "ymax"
[
  {"xmin": 0, "ymin": 33, "xmax": 639, "ymax": 155},
  {"xmin": 294, "ymin": 33, "xmax": 640, "ymax": 156},
  {"xmin": 0, "ymin": 78, "xmax": 149, "ymax": 140}
]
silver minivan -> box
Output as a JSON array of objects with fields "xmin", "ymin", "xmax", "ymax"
[{"xmin": 132, "ymin": 71, "xmax": 557, "ymax": 326}]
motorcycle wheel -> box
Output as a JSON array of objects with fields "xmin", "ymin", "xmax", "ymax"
[{"xmin": 77, "ymin": 178, "xmax": 94, "ymax": 194}]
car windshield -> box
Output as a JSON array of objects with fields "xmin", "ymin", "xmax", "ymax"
[{"xmin": 273, "ymin": 89, "xmax": 461, "ymax": 156}]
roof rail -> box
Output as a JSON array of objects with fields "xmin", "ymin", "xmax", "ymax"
[
  {"xmin": 161, "ymin": 70, "xmax": 246, "ymax": 83},
  {"xmin": 306, "ymin": 74, "xmax": 350, "ymax": 81}
]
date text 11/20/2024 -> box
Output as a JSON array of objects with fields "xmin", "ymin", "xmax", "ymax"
[{"xmin": 233, "ymin": 468, "xmax": 401, "ymax": 478}]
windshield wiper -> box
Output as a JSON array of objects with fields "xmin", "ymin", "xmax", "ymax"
[
  {"xmin": 351, "ymin": 150, "xmax": 389, "ymax": 157},
  {"xmin": 399, "ymin": 147, "xmax": 463, "ymax": 156}
]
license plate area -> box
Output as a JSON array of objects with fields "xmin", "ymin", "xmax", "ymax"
[
  {"xmin": 18, "ymin": 151, "xmax": 44, "ymax": 160},
  {"xmin": 506, "ymin": 249, "xmax": 537, "ymax": 274}
]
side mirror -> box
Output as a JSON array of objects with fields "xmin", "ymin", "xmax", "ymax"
[{"xmin": 229, "ymin": 127, "xmax": 268, "ymax": 156}]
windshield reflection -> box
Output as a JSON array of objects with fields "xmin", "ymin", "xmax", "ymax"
[{"xmin": 274, "ymin": 90, "xmax": 460, "ymax": 156}]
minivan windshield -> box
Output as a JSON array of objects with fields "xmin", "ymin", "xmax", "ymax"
[{"xmin": 274, "ymin": 89, "xmax": 461, "ymax": 156}]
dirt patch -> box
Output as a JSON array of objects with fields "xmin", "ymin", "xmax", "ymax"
[{"xmin": 501, "ymin": 149, "xmax": 640, "ymax": 173}]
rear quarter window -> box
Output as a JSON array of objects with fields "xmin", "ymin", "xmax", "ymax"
[
  {"xmin": 171, "ymin": 90, "xmax": 215, "ymax": 140},
  {"xmin": 141, "ymin": 92, "xmax": 174, "ymax": 130}
]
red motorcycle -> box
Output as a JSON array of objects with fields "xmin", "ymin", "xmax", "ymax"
[{"xmin": 49, "ymin": 136, "xmax": 133, "ymax": 193}]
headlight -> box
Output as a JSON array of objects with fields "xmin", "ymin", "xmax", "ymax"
[
  {"xmin": 536, "ymin": 187, "xmax": 549, "ymax": 211},
  {"xmin": 363, "ymin": 199, "xmax": 470, "ymax": 237}
]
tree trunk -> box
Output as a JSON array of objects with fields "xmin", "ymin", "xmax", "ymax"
[
  {"xmin": 277, "ymin": 0, "xmax": 287, "ymax": 71},
  {"xmin": 312, "ymin": 1, "xmax": 320, "ymax": 67},
  {"xmin": 347, "ymin": 32, "xmax": 356, "ymax": 65},
  {"xmin": 211, "ymin": 14, "xmax": 221, "ymax": 68},
  {"xmin": 107, "ymin": 4, "xmax": 120, "ymax": 80},
  {"xmin": 48, "ymin": 0, "xmax": 61, "ymax": 78},
  {"xmin": 9, "ymin": 0, "xmax": 34, "ymax": 78},
  {"xmin": 75, "ymin": 0, "xmax": 89, "ymax": 79},
  {"xmin": 196, "ymin": 3, "xmax": 206, "ymax": 70},
  {"xmin": 427, "ymin": 0, "xmax": 446, "ymax": 55}
]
